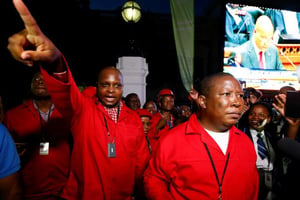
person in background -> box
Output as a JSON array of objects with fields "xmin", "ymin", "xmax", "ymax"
[
  {"xmin": 225, "ymin": 3, "xmax": 255, "ymax": 47},
  {"xmin": 235, "ymin": 15, "xmax": 284, "ymax": 70},
  {"xmin": 173, "ymin": 104, "xmax": 192, "ymax": 127},
  {"xmin": 144, "ymin": 72, "xmax": 259, "ymax": 199},
  {"xmin": 147, "ymin": 89, "xmax": 175, "ymax": 153},
  {"xmin": 7, "ymin": 1, "xmax": 150, "ymax": 199},
  {"xmin": 0, "ymin": 123, "xmax": 22, "ymax": 200},
  {"xmin": 3, "ymin": 72, "xmax": 72, "ymax": 200},
  {"xmin": 239, "ymin": 102, "xmax": 282, "ymax": 200},
  {"xmin": 273, "ymin": 92, "xmax": 300, "ymax": 199},
  {"xmin": 237, "ymin": 87, "xmax": 263, "ymax": 129},
  {"xmin": 136, "ymin": 108, "xmax": 152, "ymax": 153},
  {"xmin": 272, "ymin": 85, "xmax": 297, "ymax": 138},
  {"xmin": 143, "ymin": 100, "xmax": 158, "ymax": 115},
  {"xmin": 245, "ymin": 87, "xmax": 263, "ymax": 105},
  {"xmin": 125, "ymin": 93, "xmax": 141, "ymax": 111},
  {"xmin": 265, "ymin": 8, "xmax": 300, "ymax": 43}
]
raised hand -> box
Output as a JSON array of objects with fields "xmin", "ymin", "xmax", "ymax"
[
  {"xmin": 273, "ymin": 93, "xmax": 300, "ymax": 127},
  {"xmin": 189, "ymin": 85, "xmax": 198, "ymax": 101},
  {"xmin": 7, "ymin": 0, "xmax": 61, "ymax": 67}
]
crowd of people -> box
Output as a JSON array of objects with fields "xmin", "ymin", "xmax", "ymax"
[{"xmin": 0, "ymin": 0, "xmax": 300, "ymax": 200}]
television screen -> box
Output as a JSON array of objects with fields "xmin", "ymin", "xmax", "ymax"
[{"xmin": 223, "ymin": 3, "xmax": 300, "ymax": 90}]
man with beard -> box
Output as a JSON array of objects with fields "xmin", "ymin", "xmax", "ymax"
[
  {"xmin": 7, "ymin": 0, "xmax": 150, "ymax": 199},
  {"xmin": 147, "ymin": 89, "xmax": 175, "ymax": 152},
  {"xmin": 3, "ymin": 72, "xmax": 72, "ymax": 200}
]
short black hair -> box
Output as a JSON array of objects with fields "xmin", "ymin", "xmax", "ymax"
[
  {"xmin": 194, "ymin": 72, "xmax": 235, "ymax": 96},
  {"xmin": 249, "ymin": 101, "xmax": 272, "ymax": 116}
]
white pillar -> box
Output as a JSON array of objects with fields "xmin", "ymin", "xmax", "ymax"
[{"xmin": 116, "ymin": 56, "xmax": 149, "ymax": 106}]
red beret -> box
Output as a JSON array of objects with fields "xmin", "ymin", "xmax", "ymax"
[
  {"xmin": 136, "ymin": 109, "xmax": 152, "ymax": 118},
  {"xmin": 157, "ymin": 89, "xmax": 175, "ymax": 102}
]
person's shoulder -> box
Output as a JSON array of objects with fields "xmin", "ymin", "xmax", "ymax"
[
  {"xmin": 232, "ymin": 126, "xmax": 251, "ymax": 139},
  {"xmin": 5, "ymin": 100, "xmax": 33, "ymax": 116},
  {"xmin": 237, "ymin": 40, "xmax": 252, "ymax": 52},
  {"xmin": 268, "ymin": 44, "xmax": 280, "ymax": 53},
  {"xmin": 0, "ymin": 123, "xmax": 7, "ymax": 132},
  {"xmin": 0, "ymin": 123, "xmax": 11, "ymax": 141},
  {"xmin": 159, "ymin": 122, "xmax": 188, "ymax": 143},
  {"xmin": 122, "ymin": 104, "xmax": 142, "ymax": 122}
]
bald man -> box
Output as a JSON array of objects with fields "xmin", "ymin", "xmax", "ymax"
[{"xmin": 235, "ymin": 15, "xmax": 284, "ymax": 70}]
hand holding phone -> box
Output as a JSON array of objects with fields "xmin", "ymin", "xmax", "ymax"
[{"xmin": 285, "ymin": 91, "xmax": 300, "ymax": 118}]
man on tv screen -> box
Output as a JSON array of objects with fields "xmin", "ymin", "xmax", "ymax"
[{"xmin": 234, "ymin": 15, "xmax": 284, "ymax": 70}]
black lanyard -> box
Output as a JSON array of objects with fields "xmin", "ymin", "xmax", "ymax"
[
  {"xmin": 38, "ymin": 108, "xmax": 52, "ymax": 142},
  {"xmin": 203, "ymin": 143, "xmax": 230, "ymax": 200},
  {"xmin": 102, "ymin": 105, "xmax": 120, "ymax": 143}
]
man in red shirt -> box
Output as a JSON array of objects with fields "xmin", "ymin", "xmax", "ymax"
[
  {"xmin": 8, "ymin": 0, "xmax": 150, "ymax": 199},
  {"xmin": 144, "ymin": 72, "xmax": 259, "ymax": 199},
  {"xmin": 4, "ymin": 72, "xmax": 72, "ymax": 200},
  {"xmin": 147, "ymin": 89, "xmax": 175, "ymax": 152}
]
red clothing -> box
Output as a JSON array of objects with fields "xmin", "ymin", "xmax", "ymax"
[
  {"xmin": 3, "ymin": 100, "xmax": 71, "ymax": 200},
  {"xmin": 144, "ymin": 114, "xmax": 259, "ymax": 200},
  {"xmin": 147, "ymin": 112, "xmax": 175, "ymax": 152},
  {"xmin": 40, "ymin": 66, "xmax": 150, "ymax": 200}
]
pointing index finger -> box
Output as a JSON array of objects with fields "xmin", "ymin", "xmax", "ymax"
[{"xmin": 13, "ymin": 0, "xmax": 42, "ymax": 36}]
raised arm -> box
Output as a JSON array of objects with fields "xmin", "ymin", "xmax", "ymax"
[{"xmin": 7, "ymin": 0, "xmax": 63, "ymax": 72}]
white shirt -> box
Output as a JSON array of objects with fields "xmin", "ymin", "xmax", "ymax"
[
  {"xmin": 206, "ymin": 129, "xmax": 229, "ymax": 155},
  {"xmin": 252, "ymin": 39, "xmax": 265, "ymax": 69},
  {"xmin": 250, "ymin": 128, "xmax": 273, "ymax": 170}
]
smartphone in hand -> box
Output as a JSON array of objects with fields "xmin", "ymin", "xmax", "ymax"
[{"xmin": 285, "ymin": 91, "xmax": 300, "ymax": 118}]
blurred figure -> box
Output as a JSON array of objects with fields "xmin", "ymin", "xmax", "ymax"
[
  {"xmin": 237, "ymin": 87, "xmax": 263, "ymax": 129},
  {"xmin": 244, "ymin": 87, "xmax": 263, "ymax": 105},
  {"xmin": 235, "ymin": 15, "xmax": 284, "ymax": 70},
  {"xmin": 147, "ymin": 89, "xmax": 175, "ymax": 152},
  {"xmin": 136, "ymin": 108, "xmax": 152, "ymax": 153},
  {"xmin": 3, "ymin": 72, "xmax": 72, "ymax": 200},
  {"xmin": 225, "ymin": 3, "xmax": 255, "ymax": 47},
  {"xmin": 174, "ymin": 104, "xmax": 192, "ymax": 126},
  {"xmin": 273, "ymin": 92, "xmax": 300, "ymax": 199},
  {"xmin": 143, "ymin": 100, "xmax": 158, "ymax": 115},
  {"xmin": 125, "ymin": 93, "xmax": 141, "ymax": 111},
  {"xmin": 0, "ymin": 123, "xmax": 22, "ymax": 200},
  {"xmin": 272, "ymin": 86, "xmax": 296, "ymax": 137},
  {"xmin": 265, "ymin": 9, "xmax": 300, "ymax": 43},
  {"xmin": 279, "ymin": 85, "xmax": 296, "ymax": 95}
]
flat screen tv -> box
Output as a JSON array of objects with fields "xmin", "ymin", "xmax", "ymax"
[{"xmin": 223, "ymin": 2, "xmax": 300, "ymax": 90}]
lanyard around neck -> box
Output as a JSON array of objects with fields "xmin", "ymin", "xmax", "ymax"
[
  {"xmin": 38, "ymin": 108, "xmax": 52, "ymax": 142},
  {"xmin": 203, "ymin": 143, "xmax": 230, "ymax": 200},
  {"xmin": 102, "ymin": 104, "xmax": 120, "ymax": 143}
]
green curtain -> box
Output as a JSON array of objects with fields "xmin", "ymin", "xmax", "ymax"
[{"xmin": 170, "ymin": 0, "xmax": 194, "ymax": 92}]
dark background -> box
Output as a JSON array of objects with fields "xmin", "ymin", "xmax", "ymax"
[{"xmin": 0, "ymin": 0, "xmax": 300, "ymax": 111}]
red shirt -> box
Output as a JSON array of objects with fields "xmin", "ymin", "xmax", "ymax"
[
  {"xmin": 4, "ymin": 100, "xmax": 71, "ymax": 199},
  {"xmin": 147, "ymin": 112, "xmax": 175, "ymax": 152},
  {"xmin": 41, "ymin": 66, "xmax": 150, "ymax": 200},
  {"xmin": 144, "ymin": 114, "xmax": 259, "ymax": 200}
]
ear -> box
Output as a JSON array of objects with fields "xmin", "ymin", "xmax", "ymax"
[{"xmin": 197, "ymin": 95, "xmax": 207, "ymax": 109}]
